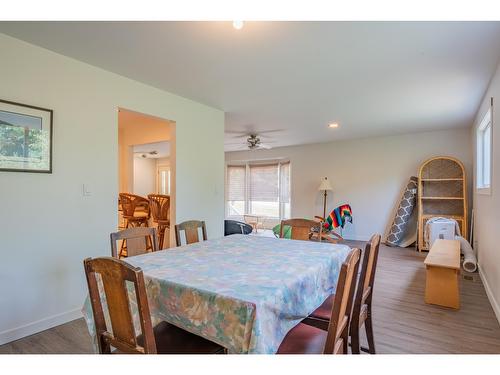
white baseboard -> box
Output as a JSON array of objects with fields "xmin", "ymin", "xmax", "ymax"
[
  {"xmin": 0, "ymin": 308, "xmax": 83, "ymax": 346},
  {"xmin": 479, "ymin": 265, "xmax": 500, "ymax": 325}
]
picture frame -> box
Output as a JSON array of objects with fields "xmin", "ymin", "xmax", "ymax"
[{"xmin": 0, "ymin": 99, "xmax": 53, "ymax": 173}]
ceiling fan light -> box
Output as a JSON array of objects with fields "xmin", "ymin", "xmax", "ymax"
[
  {"xmin": 233, "ymin": 21, "xmax": 244, "ymax": 30},
  {"xmin": 328, "ymin": 123, "xmax": 339, "ymax": 129}
]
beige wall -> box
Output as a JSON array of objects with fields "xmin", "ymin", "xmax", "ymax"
[
  {"xmin": 118, "ymin": 110, "xmax": 171, "ymax": 193},
  {"xmin": 133, "ymin": 156, "xmax": 156, "ymax": 196},
  {"xmin": 226, "ymin": 128, "xmax": 472, "ymax": 241},
  {"xmin": 472, "ymin": 61, "xmax": 500, "ymax": 323},
  {"xmin": 0, "ymin": 33, "xmax": 225, "ymax": 344}
]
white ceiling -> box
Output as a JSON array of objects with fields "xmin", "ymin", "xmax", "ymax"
[
  {"xmin": 1, "ymin": 21, "xmax": 500, "ymax": 151},
  {"xmin": 133, "ymin": 141, "xmax": 170, "ymax": 158}
]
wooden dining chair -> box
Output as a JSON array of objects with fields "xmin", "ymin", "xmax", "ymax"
[
  {"xmin": 119, "ymin": 193, "xmax": 150, "ymax": 228},
  {"xmin": 277, "ymin": 248, "xmax": 361, "ymax": 354},
  {"xmin": 280, "ymin": 218, "xmax": 322, "ymax": 242},
  {"xmin": 305, "ymin": 233, "xmax": 382, "ymax": 354},
  {"xmin": 350, "ymin": 234, "xmax": 381, "ymax": 354},
  {"xmin": 175, "ymin": 220, "xmax": 207, "ymax": 247},
  {"xmin": 84, "ymin": 257, "xmax": 225, "ymax": 354},
  {"xmin": 147, "ymin": 194, "xmax": 170, "ymax": 250},
  {"xmin": 110, "ymin": 227, "xmax": 159, "ymax": 258}
]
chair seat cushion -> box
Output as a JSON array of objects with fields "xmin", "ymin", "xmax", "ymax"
[
  {"xmin": 124, "ymin": 212, "xmax": 149, "ymax": 220},
  {"xmin": 137, "ymin": 321, "xmax": 225, "ymax": 354},
  {"xmin": 277, "ymin": 322, "xmax": 327, "ymax": 354},
  {"xmin": 309, "ymin": 294, "xmax": 334, "ymax": 321}
]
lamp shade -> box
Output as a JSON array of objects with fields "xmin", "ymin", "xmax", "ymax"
[{"xmin": 318, "ymin": 177, "xmax": 333, "ymax": 191}]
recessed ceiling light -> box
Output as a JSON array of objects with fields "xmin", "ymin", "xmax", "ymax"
[
  {"xmin": 233, "ymin": 21, "xmax": 244, "ymax": 30},
  {"xmin": 328, "ymin": 123, "xmax": 339, "ymax": 128}
]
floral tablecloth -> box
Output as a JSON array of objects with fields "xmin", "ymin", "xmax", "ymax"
[{"xmin": 83, "ymin": 234, "xmax": 350, "ymax": 354}]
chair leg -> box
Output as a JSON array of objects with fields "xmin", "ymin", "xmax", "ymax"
[
  {"xmin": 119, "ymin": 221, "xmax": 129, "ymax": 258},
  {"xmin": 350, "ymin": 321, "xmax": 361, "ymax": 354},
  {"xmin": 341, "ymin": 325, "xmax": 349, "ymax": 354},
  {"xmin": 365, "ymin": 306, "xmax": 376, "ymax": 354},
  {"xmin": 157, "ymin": 225, "xmax": 165, "ymax": 250}
]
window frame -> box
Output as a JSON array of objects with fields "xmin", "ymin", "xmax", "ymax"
[
  {"xmin": 476, "ymin": 105, "xmax": 493, "ymax": 195},
  {"xmin": 225, "ymin": 159, "xmax": 291, "ymax": 221}
]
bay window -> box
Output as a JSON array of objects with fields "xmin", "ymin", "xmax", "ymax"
[{"xmin": 226, "ymin": 160, "xmax": 291, "ymax": 221}]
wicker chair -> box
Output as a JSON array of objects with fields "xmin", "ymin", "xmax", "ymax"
[
  {"xmin": 119, "ymin": 193, "xmax": 150, "ymax": 228},
  {"xmin": 148, "ymin": 194, "xmax": 171, "ymax": 250}
]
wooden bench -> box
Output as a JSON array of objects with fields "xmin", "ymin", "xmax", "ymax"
[{"xmin": 424, "ymin": 239, "xmax": 460, "ymax": 309}]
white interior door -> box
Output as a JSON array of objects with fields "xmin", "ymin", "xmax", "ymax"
[{"xmin": 157, "ymin": 165, "xmax": 171, "ymax": 195}]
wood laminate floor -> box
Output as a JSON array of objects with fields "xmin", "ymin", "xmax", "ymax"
[{"xmin": 1, "ymin": 242, "xmax": 500, "ymax": 354}]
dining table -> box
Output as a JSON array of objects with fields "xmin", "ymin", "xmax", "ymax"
[{"xmin": 82, "ymin": 234, "xmax": 351, "ymax": 354}]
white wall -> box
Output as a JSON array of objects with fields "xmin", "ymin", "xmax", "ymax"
[
  {"xmin": 0, "ymin": 34, "xmax": 224, "ymax": 344},
  {"xmin": 472, "ymin": 61, "xmax": 500, "ymax": 323},
  {"xmin": 226, "ymin": 128, "xmax": 472, "ymax": 241},
  {"xmin": 133, "ymin": 157, "xmax": 156, "ymax": 196}
]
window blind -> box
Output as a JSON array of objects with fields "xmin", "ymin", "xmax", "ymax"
[
  {"xmin": 280, "ymin": 161, "xmax": 290, "ymax": 203},
  {"xmin": 226, "ymin": 161, "xmax": 291, "ymax": 220},
  {"xmin": 249, "ymin": 163, "xmax": 279, "ymax": 202},
  {"xmin": 226, "ymin": 165, "xmax": 246, "ymax": 201}
]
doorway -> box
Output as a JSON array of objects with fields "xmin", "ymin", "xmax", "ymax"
[{"xmin": 117, "ymin": 108, "xmax": 175, "ymax": 249}]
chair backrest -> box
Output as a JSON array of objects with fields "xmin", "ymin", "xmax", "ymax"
[
  {"xmin": 175, "ymin": 220, "xmax": 207, "ymax": 246},
  {"xmin": 351, "ymin": 234, "xmax": 381, "ymax": 327},
  {"xmin": 280, "ymin": 218, "xmax": 322, "ymax": 241},
  {"xmin": 148, "ymin": 194, "xmax": 170, "ymax": 223},
  {"xmin": 323, "ymin": 248, "xmax": 362, "ymax": 354},
  {"xmin": 119, "ymin": 193, "xmax": 149, "ymax": 218},
  {"xmin": 243, "ymin": 215, "xmax": 258, "ymax": 223},
  {"xmin": 84, "ymin": 257, "xmax": 157, "ymax": 354},
  {"xmin": 110, "ymin": 227, "xmax": 159, "ymax": 258}
]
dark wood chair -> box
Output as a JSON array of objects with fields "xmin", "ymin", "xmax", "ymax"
[
  {"xmin": 147, "ymin": 194, "xmax": 170, "ymax": 250},
  {"xmin": 84, "ymin": 257, "xmax": 225, "ymax": 354},
  {"xmin": 110, "ymin": 227, "xmax": 159, "ymax": 258},
  {"xmin": 175, "ymin": 220, "xmax": 207, "ymax": 247},
  {"xmin": 305, "ymin": 234, "xmax": 382, "ymax": 354},
  {"xmin": 119, "ymin": 193, "xmax": 150, "ymax": 228},
  {"xmin": 280, "ymin": 218, "xmax": 322, "ymax": 241},
  {"xmin": 277, "ymin": 248, "xmax": 361, "ymax": 354}
]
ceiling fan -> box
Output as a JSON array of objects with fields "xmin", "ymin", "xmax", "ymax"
[
  {"xmin": 226, "ymin": 134, "xmax": 274, "ymax": 150},
  {"xmin": 225, "ymin": 128, "xmax": 282, "ymax": 150},
  {"xmin": 134, "ymin": 150, "xmax": 158, "ymax": 158}
]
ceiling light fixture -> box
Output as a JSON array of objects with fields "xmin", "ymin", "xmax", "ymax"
[
  {"xmin": 328, "ymin": 123, "xmax": 339, "ymax": 128},
  {"xmin": 233, "ymin": 21, "xmax": 244, "ymax": 30}
]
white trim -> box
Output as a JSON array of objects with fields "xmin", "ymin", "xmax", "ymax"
[
  {"xmin": 0, "ymin": 308, "xmax": 83, "ymax": 345},
  {"xmin": 476, "ymin": 187, "xmax": 491, "ymax": 195},
  {"xmin": 478, "ymin": 264, "xmax": 500, "ymax": 326},
  {"xmin": 476, "ymin": 106, "xmax": 492, "ymax": 191}
]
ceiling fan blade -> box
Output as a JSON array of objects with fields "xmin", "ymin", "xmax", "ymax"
[
  {"xmin": 225, "ymin": 134, "xmax": 250, "ymax": 139},
  {"xmin": 257, "ymin": 129, "xmax": 285, "ymax": 134},
  {"xmin": 259, "ymin": 143, "xmax": 273, "ymax": 150}
]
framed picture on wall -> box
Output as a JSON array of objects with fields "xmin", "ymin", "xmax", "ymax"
[{"xmin": 0, "ymin": 99, "xmax": 53, "ymax": 173}]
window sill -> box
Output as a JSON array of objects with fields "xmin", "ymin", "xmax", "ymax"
[{"xmin": 476, "ymin": 187, "xmax": 491, "ymax": 196}]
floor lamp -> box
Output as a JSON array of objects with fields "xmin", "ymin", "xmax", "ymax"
[{"xmin": 318, "ymin": 177, "xmax": 333, "ymax": 219}]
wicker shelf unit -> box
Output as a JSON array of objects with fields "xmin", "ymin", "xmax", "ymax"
[{"xmin": 417, "ymin": 156, "xmax": 467, "ymax": 252}]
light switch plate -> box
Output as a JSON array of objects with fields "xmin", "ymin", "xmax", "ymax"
[{"xmin": 83, "ymin": 184, "xmax": 91, "ymax": 196}]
